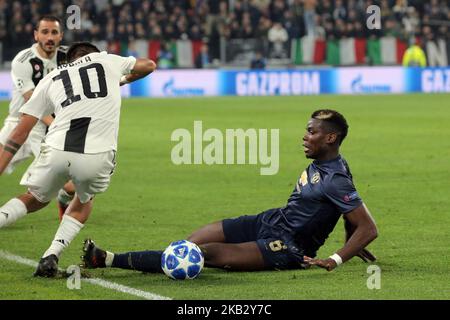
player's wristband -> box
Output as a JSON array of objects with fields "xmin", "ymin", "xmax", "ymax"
[{"xmin": 329, "ymin": 253, "xmax": 343, "ymax": 266}]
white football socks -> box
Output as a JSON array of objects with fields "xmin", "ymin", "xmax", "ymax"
[
  {"xmin": 0, "ymin": 198, "xmax": 27, "ymax": 228},
  {"xmin": 105, "ymin": 251, "xmax": 114, "ymax": 267},
  {"xmin": 42, "ymin": 215, "xmax": 84, "ymax": 259}
]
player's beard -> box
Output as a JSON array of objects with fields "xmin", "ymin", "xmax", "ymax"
[{"xmin": 38, "ymin": 40, "xmax": 58, "ymax": 55}]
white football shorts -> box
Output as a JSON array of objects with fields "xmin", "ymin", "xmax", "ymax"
[
  {"xmin": 20, "ymin": 143, "xmax": 116, "ymax": 204},
  {"xmin": 0, "ymin": 116, "xmax": 46, "ymax": 174}
]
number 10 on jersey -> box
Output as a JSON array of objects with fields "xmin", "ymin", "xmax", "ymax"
[{"xmin": 52, "ymin": 63, "xmax": 108, "ymax": 108}]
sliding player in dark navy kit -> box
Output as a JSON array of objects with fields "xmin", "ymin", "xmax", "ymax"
[{"xmin": 81, "ymin": 110, "xmax": 378, "ymax": 273}]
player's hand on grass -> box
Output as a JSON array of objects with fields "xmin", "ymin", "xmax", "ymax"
[
  {"xmin": 303, "ymin": 256, "xmax": 337, "ymax": 272},
  {"xmin": 303, "ymin": 249, "xmax": 376, "ymax": 271}
]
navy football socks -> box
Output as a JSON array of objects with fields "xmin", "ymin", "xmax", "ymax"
[{"xmin": 112, "ymin": 250, "xmax": 163, "ymax": 273}]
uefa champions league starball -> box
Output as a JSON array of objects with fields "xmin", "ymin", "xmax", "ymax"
[{"xmin": 161, "ymin": 240, "xmax": 204, "ymax": 280}]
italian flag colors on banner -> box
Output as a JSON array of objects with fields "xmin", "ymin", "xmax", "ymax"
[
  {"xmin": 367, "ymin": 37, "xmax": 408, "ymax": 65},
  {"xmin": 174, "ymin": 40, "xmax": 203, "ymax": 68},
  {"xmin": 291, "ymin": 36, "xmax": 407, "ymax": 65},
  {"xmin": 114, "ymin": 40, "xmax": 204, "ymax": 68},
  {"xmin": 291, "ymin": 36, "xmax": 326, "ymax": 64}
]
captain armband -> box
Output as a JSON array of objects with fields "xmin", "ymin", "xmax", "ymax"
[{"xmin": 4, "ymin": 139, "xmax": 22, "ymax": 155}]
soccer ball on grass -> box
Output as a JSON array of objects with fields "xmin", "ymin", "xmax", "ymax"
[{"xmin": 161, "ymin": 240, "xmax": 204, "ymax": 280}]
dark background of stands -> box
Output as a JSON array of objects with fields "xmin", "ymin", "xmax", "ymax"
[{"xmin": 0, "ymin": 0, "xmax": 448, "ymax": 65}]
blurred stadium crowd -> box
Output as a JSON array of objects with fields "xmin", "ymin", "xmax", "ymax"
[{"xmin": 0, "ymin": 0, "xmax": 449, "ymax": 66}]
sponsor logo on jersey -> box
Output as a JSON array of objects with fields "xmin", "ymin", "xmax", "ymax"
[
  {"xmin": 311, "ymin": 172, "xmax": 320, "ymax": 184},
  {"xmin": 296, "ymin": 170, "xmax": 308, "ymax": 192}
]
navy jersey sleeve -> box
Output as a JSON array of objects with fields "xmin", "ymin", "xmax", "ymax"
[{"xmin": 323, "ymin": 173, "xmax": 362, "ymax": 214}]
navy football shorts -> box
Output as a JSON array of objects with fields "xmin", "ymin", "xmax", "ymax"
[{"xmin": 222, "ymin": 210, "xmax": 304, "ymax": 270}]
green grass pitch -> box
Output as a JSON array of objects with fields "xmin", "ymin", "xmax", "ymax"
[{"xmin": 0, "ymin": 94, "xmax": 449, "ymax": 300}]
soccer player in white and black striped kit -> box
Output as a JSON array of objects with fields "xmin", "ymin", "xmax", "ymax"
[
  {"xmin": 0, "ymin": 42, "xmax": 156, "ymax": 277},
  {"xmin": 0, "ymin": 16, "xmax": 67, "ymax": 171},
  {"xmin": 0, "ymin": 16, "xmax": 76, "ymax": 219}
]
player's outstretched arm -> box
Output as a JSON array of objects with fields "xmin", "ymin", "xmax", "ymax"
[
  {"xmin": 20, "ymin": 90, "xmax": 54, "ymax": 127},
  {"xmin": 0, "ymin": 114, "xmax": 38, "ymax": 175},
  {"xmin": 344, "ymin": 214, "xmax": 376, "ymax": 262},
  {"xmin": 304, "ymin": 203, "xmax": 378, "ymax": 271},
  {"xmin": 120, "ymin": 58, "xmax": 157, "ymax": 86}
]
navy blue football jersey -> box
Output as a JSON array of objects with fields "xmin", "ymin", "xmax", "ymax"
[{"xmin": 261, "ymin": 155, "xmax": 362, "ymax": 257}]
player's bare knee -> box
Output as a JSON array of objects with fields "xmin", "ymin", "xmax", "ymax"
[
  {"xmin": 187, "ymin": 227, "xmax": 211, "ymax": 244},
  {"xmin": 187, "ymin": 222, "xmax": 221, "ymax": 244},
  {"xmin": 17, "ymin": 193, "xmax": 49, "ymax": 212},
  {"xmin": 63, "ymin": 181, "xmax": 76, "ymax": 195},
  {"xmin": 186, "ymin": 226, "xmax": 202, "ymax": 243},
  {"xmin": 186, "ymin": 233, "xmax": 201, "ymax": 244}
]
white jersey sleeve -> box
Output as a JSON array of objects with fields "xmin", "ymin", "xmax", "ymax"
[
  {"xmin": 11, "ymin": 57, "xmax": 35, "ymax": 95},
  {"xmin": 19, "ymin": 76, "xmax": 54, "ymax": 120},
  {"xmin": 8, "ymin": 45, "xmax": 59, "ymax": 119},
  {"xmin": 106, "ymin": 54, "xmax": 137, "ymax": 75}
]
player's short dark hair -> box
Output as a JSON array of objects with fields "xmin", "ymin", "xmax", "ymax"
[
  {"xmin": 311, "ymin": 109, "xmax": 349, "ymax": 145},
  {"xmin": 35, "ymin": 15, "xmax": 62, "ymax": 31},
  {"xmin": 67, "ymin": 42, "xmax": 100, "ymax": 62}
]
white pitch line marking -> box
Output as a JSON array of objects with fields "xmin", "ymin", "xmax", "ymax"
[{"xmin": 0, "ymin": 250, "xmax": 171, "ymax": 300}]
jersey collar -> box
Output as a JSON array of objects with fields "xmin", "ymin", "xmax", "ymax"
[
  {"xmin": 31, "ymin": 43, "xmax": 56, "ymax": 62},
  {"xmin": 313, "ymin": 154, "xmax": 342, "ymax": 165}
]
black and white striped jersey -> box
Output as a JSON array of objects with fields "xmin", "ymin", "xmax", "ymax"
[
  {"xmin": 8, "ymin": 44, "xmax": 67, "ymax": 118},
  {"xmin": 20, "ymin": 52, "xmax": 136, "ymax": 154}
]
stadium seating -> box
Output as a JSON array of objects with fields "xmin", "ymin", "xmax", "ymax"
[{"xmin": 0, "ymin": 0, "xmax": 449, "ymax": 67}]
